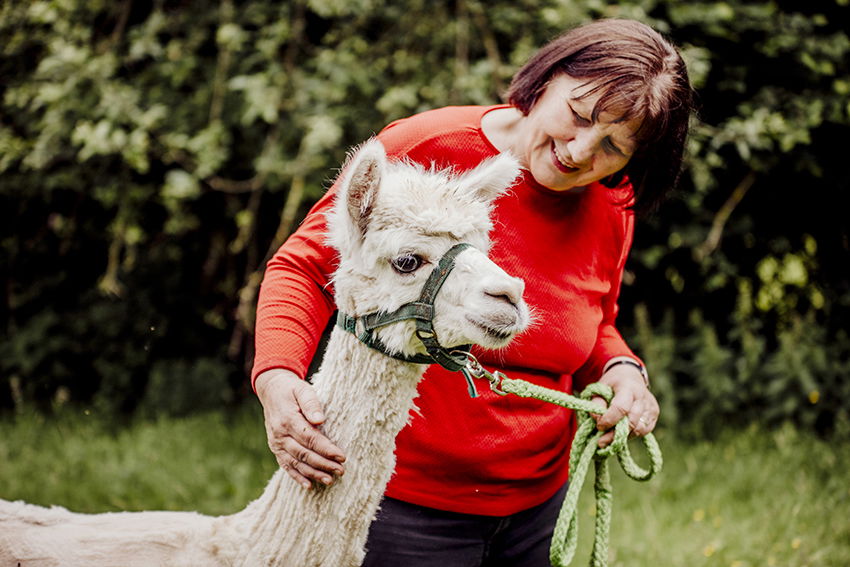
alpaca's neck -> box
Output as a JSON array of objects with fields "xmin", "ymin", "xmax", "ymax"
[
  {"xmin": 314, "ymin": 328, "xmax": 425, "ymax": 446},
  {"xmin": 228, "ymin": 328, "xmax": 426, "ymax": 567}
]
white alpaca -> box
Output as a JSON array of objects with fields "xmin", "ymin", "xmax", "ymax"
[{"xmin": 0, "ymin": 140, "xmax": 529, "ymax": 567}]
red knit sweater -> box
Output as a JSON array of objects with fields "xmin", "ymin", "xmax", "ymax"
[{"xmin": 253, "ymin": 105, "xmax": 639, "ymax": 516}]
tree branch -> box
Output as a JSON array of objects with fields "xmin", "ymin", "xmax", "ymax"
[
  {"xmin": 209, "ymin": 0, "xmax": 235, "ymax": 124},
  {"xmin": 451, "ymin": 0, "xmax": 469, "ymax": 105},
  {"xmin": 228, "ymin": 1, "xmax": 308, "ymax": 370},
  {"xmin": 468, "ymin": 0, "xmax": 505, "ymax": 97},
  {"xmin": 112, "ymin": 0, "xmax": 133, "ymax": 44},
  {"xmin": 694, "ymin": 170, "xmax": 757, "ymax": 261}
]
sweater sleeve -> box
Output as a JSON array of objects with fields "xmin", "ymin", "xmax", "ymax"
[
  {"xmin": 251, "ymin": 187, "xmax": 339, "ymax": 388},
  {"xmin": 251, "ymin": 121, "xmax": 426, "ymax": 389},
  {"xmin": 572, "ymin": 205, "xmax": 642, "ymax": 390}
]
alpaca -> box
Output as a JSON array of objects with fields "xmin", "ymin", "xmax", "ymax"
[{"xmin": 0, "ymin": 140, "xmax": 529, "ymax": 567}]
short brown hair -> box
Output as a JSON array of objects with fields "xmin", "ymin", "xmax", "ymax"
[{"xmin": 507, "ymin": 19, "xmax": 695, "ymax": 214}]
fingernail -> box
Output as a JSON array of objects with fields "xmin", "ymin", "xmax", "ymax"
[
  {"xmin": 321, "ymin": 476, "xmax": 332, "ymax": 485},
  {"xmin": 309, "ymin": 412, "xmax": 324, "ymax": 422}
]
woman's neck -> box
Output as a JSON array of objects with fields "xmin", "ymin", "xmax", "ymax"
[{"xmin": 480, "ymin": 105, "xmax": 525, "ymax": 157}]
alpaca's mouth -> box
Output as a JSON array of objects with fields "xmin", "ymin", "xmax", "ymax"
[
  {"xmin": 468, "ymin": 318, "xmax": 516, "ymax": 341},
  {"xmin": 484, "ymin": 327, "xmax": 512, "ymax": 340}
]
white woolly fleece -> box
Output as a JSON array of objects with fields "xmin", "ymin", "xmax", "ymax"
[{"xmin": 0, "ymin": 140, "xmax": 529, "ymax": 567}]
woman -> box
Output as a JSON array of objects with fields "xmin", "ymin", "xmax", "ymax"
[{"xmin": 253, "ymin": 18, "xmax": 693, "ymax": 566}]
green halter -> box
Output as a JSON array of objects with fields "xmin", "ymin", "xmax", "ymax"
[{"xmin": 336, "ymin": 242, "xmax": 474, "ymax": 375}]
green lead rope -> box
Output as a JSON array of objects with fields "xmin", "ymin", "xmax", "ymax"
[{"xmin": 461, "ymin": 357, "xmax": 663, "ymax": 567}]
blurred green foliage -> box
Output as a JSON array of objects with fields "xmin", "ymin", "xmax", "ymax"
[{"xmin": 1, "ymin": 0, "xmax": 848, "ymax": 434}]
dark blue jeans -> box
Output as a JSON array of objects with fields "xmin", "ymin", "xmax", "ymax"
[{"xmin": 362, "ymin": 482, "xmax": 568, "ymax": 567}]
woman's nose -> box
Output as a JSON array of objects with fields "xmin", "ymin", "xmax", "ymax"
[{"xmin": 567, "ymin": 130, "xmax": 600, "ymax": 165}]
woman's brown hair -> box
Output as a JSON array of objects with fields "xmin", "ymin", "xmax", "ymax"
[{"xmin": 506, "ymin": 19, "xmax": 695, "ymax": 214}]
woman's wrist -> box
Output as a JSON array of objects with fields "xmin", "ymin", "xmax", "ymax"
[
  {"xmin": 603, "ymin": 356, "xmax": 650, "ymax": 388},
  {"xmin": 255, "ymin": 368, "xmax": 300, "ymax": 402}
]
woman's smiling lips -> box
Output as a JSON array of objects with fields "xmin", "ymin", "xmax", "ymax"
[{"xmin": 550, "ymin": 140, "xmax": 579, "ymax": 174}]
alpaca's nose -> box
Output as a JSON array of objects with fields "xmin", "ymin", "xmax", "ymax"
[{"xmin": 485, "ymin": 277, "xmax": 525, "ymax": 308}]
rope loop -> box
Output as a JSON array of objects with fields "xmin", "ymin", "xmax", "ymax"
[{"xmin": 457, "ymin": 355, "xmax": 663, "ymax": 567}]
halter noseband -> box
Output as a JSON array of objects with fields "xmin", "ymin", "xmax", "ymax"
[{"xmin": 336, "ymin": 242, "xmax": 473, "ymax": 373}]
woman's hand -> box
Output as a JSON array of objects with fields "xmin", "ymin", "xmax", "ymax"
[
  {"xmin": 592, "ymin": 360, "xmax": 659, "ymax": 447},
  {"xmin": 255, "ymin": 369, "xmax": 346, "ymax": 488}
]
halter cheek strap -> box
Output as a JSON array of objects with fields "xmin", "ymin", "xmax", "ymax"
[{"xmin": 336, "ymin": 243, "xmax": 473, "ymax": 374}]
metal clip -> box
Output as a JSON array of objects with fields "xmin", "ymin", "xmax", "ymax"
[
  {"xmin": 454, "ymin": 351, "xmax": 508, "ymax": 397},
  {"xmin": 462, "ymin": 352, "xmax": 485, "ymax": 378},
  {"xmin": 488, "ymin": 370, "xmax": 508, "ymax": 396}
]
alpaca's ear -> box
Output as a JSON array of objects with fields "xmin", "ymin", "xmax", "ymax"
[
  {"xmin": 342, "ymin": 140, "xmax": 385, "ymax": 237},
  {"xmin": 458, "ymin": 152, "xmax": 522, "ymax": 203}
]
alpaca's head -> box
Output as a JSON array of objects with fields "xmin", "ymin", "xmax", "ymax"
[{"xmin": 327, "ymin": 140, "xmax": 530, "ymax": 358}]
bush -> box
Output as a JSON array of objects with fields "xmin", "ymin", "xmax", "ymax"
[
  {"xmin": 629, "ymin": 302, "xmax": 850, "ymax": 438},
  {"xmin": 2, "ymin": 1, "xmax": 848, "ymax": 433}
]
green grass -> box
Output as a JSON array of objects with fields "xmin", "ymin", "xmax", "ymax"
[
  {"xmin": 573, "ymin": 426, "xmax": 850, "ymax": 566},
  {"xmin": 0, "ymin": 404, "xmax": 278, "ymax": 515},
  {"xmin": 1, "ymin": 406, "xmax": 848, "ymax": 566}
]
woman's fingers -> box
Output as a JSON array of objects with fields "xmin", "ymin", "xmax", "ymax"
[
  {"xmin": 596, "ymin": 389, "xmax": 634, "ymax": 432},
  {"xmin": 292, "ymin": 378, "xmax": 329, "ymax": 426},
  {"xmin": 290, "ymin": 381, "xmax": 346, "ymax": 463},
  {"xmin": 592, "ymin": 362, "xmax": 661, "ymax": 447},
  {"xmin": 267, "ymin": 406, "xmax": 346, "ymax": 487},
  {"xmin": 273, "ymin": 436, "xmax": 345, "ymax": 488},
  {"xmin": 630, "ymin": 401, "xmax": 659, "ymax": 437},
  {"xmin": 256, "ymin": 369, "xmax": 347, "ymax": 488}
]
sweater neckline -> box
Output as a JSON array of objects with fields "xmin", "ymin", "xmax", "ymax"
[{"xmin": 477, "ymin": 105, "xmax": 591, "ymax": 199}]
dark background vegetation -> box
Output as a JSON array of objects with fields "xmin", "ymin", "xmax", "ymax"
[{"xmin": 2, "ymin": 0, "xmax": 848, "ymax": 437}]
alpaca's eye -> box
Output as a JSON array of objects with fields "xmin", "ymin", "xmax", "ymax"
[{"xmin": 391, "ymin": 254, "xmax": 423, "ymax": 274}]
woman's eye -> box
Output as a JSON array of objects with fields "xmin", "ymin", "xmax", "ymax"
[
  {"xmin": 603, "ymin": 138, "xmax": 625, "ymax": 157},
  {"xmin": 391, "ymin": 254, "xmax": 423, "ymax": 274},
  {"xmin": 569, "ymin": 105, "xmax": 591, "ymax": 126}
]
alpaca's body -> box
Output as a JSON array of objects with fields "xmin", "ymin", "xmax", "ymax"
[
  {"xmin": 226, "ymin": 330, "xmax": 424, "ymax": 566},
  {"xmin": 0, "ymin": 331, "xmax": 419, "ymax": 567},
  {"xmin": 0, "ymin": 500, "xmax": 221, "ymax": 566},
  {"xmin": 0, "ymin": 141, "xmax": 527, "ymax": 566}
]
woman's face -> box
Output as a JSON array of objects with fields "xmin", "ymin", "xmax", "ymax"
[{"xmin": 515, "ymin": 74, "xmax": 640, "ymax": 192}]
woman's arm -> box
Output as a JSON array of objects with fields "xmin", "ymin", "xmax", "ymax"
[
  {"xmin": 252, "ymin": 188, "xmax": 346, "ymax": 488},
  {"xmin": 573, "ymin": 205, "xmax": 659, "ymax": 445}
]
